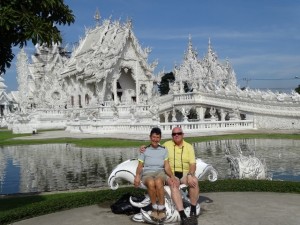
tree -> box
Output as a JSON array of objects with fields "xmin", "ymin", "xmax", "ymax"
[
  {"xmin": 295, "ymin": 85, "xmax": 300, "ymax": 94},
  {"xmin": 0, "ymin": 0, "xmax": 75, "ymax": 74},
  {"xmin": 158, "ymin": 72, "xmax": 175, "ymax": 95}
]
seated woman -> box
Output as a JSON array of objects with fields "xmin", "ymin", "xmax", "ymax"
[{"xmin": 134, "ymin": 127, "xmax": 173, "ymax": 222}]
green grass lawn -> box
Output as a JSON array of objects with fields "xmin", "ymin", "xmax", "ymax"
[
  {"xmin": 0, "ymin": 130, "xmax": 147, "ymax": 147},
  {"xmin": 0, "ymin": 130, "xmax": 300, "ymax": 224},
  {"xmin": 1, "ymin": 130, "xmax": 300, "ymax": 147}
]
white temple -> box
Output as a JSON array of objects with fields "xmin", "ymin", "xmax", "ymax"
[{"xmin": 3, "ymin": 14, "xmax": 300, "ymax": 134}]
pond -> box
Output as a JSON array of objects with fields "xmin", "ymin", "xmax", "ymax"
[{"xmin": 0, "ymin": 139, "xmax": 299, "ymax": 195}]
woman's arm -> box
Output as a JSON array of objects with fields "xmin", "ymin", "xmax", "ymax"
[
  {"xmin": 164, "ymin": 160, "xmax": 179, "ymax": 187},
  {"xmin": 134, "ymin": 161, "xmax": 143, "ymax": 188}
]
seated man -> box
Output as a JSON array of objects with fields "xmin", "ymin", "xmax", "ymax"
[{"xmin": 134, "ymin": 127, "xmax": 173, "ymax": 222}]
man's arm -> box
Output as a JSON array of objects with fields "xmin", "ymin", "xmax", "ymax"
[
  {"xmin": 187, "ymin": 143, "xmax": 197, "ymax": 176},
  {"xmin": 187, "ymin": 163, "xmax": 197, "ymax": 187},
  {"xmin": 188, "ymin": 163, "xmax": 196, "ymax": 176},
  {"xmin": 139, "ymin": 145, "xmax": 146, "ymax": 153}
]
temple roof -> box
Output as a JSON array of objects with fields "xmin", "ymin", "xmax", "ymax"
[
  {"xmin": 61, "ymin": 18, "xmax": 155, "ymax": 82},
  {"xmin": 0, "ymin": 90, "xmax": 12, "ymax": 103}
]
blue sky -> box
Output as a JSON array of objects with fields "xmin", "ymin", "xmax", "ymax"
[{"xmin": 3, "ymin": 0, "xmax": 300, "ymax": 92}]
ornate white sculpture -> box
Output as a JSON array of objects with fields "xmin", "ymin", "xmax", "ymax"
[
  {"xmin": 108, "ymin": 158, "xmax": 217, "ymax": 224},
  {"xmin": 225, "ymin": 145, "xmax": 269, "ymax": 180},
  {"xmin": 16, "ymin": 49, "xmax": 32, "ymax": 113}
]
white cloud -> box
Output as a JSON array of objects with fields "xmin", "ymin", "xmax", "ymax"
[
  {"xmin": 137, "ymin": 26, "xmax": 300, "ymax": 41},
  {"xmin": 230, "ymin": 54, "xmax": 300, "ymax": 66}
]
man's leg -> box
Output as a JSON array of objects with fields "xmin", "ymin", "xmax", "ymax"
[
  {"xmin": 167, "ymin": 177, "xmax": 184, "ymax": 211},
  {"xmin": 180, "ymin": 175, "xmax": 199, "ymax": 225},
  {"xmin": 187, "ymin": 176, "xmax": 199, "ymax": 207},
  {"xmin": 167, "ymin": 177, "xmax": 188, "ymax": 223},
  {"xmin": 181, "ymin": 175, "xmax": 199, "ymax": 208}
]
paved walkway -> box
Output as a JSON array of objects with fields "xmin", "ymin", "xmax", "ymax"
[{"xmin": 11, "ymin": 192, "xmax": 300, "ymax": 225}]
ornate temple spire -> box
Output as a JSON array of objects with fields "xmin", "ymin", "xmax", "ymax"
[
  {"xmin": 184, "ymin": 34, "xmax": 197, "ymax": 60},
  {"xmin": 174, "ymin": 35, "xmax": 206, "ymax": 86},
  {"xmin": 16, "ymin": 49, "xmax": 31, "ymax": 112},
  {"xmin": 188, "ymin": 34, "xmax": 192, "ymax": 50},
  {"xmin": 204, "ymin": 38, "xmax": 218, "ymax": 81},
  {"xmin": 0, "ymin": 75, "xmax": 7, "ymax": 91},
  {"xmin": 125, "ymin": 18, "xmax": 133, "ymax": 30},
  {"xmin": 207, "ymin": 37, "xmax": 216, "ymax": 61},
  {"xmin": 94, "ymin": 8, "xmax": 101, "ymax": 26}
]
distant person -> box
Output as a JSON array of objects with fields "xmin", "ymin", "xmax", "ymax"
[
  {"xmin": 140, "ymin": 127, "xmax": 199, "ymax": 225},
  {"xmin": 134, "ymin": 127, "xmax": 173, "ymax": 222}
]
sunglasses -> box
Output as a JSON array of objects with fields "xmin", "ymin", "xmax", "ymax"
[{"xmin": 172, "ymin": 132, "xmax": 183, "ymax": 136}]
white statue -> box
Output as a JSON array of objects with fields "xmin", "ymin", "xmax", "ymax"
[
  {"xmin": 108, "ymin": 158, "xmax": 217, "ymax": 224},
  {"xmin": 139, "ymin": 84, "xmax": 148, "ymax": 103},
  {"xmin": 225, "ymin": 145, "xmax": 270, "ymax": 180},
  {"xmin": 209, "ymin": 107, "xmax": 217, "ymax": 120}
]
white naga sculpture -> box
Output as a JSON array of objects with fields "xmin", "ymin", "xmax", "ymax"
[
  {"xmin": 108, "ymin": 158, "xmax": 218, "ymax": 224},
  {"xmin": 225, "ymin": 145, "xmax": 269, "ymax": 180}
]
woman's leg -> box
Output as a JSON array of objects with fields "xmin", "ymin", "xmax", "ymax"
[
  {"xmin": 154, "ymin": 177, "xmax": 165, "ymax": 206},
  {"xmin": 144, "ymin": 178, "xmax": 156, "ymax": 205},
  {"xmin": 155, "ymin": 176, "xmax": 167, "ymax": 221}
]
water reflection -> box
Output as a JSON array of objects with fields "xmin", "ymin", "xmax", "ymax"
[
  {"xmin": 0, "ymin": 144, "xmax": 138, "ymax": 195},
  {"xmin": 0, "ymin": 139, "xmax": 299, "ymax": 195},
  {"xmin": 193, "ymin": 139, "xmax": 300, "ymax": 181}
]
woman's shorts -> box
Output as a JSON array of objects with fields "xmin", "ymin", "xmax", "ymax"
[{"xmin": 142, "ymin": 171, "xmax": 168, "ymax": 184}]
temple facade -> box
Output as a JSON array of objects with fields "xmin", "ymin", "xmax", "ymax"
[
  {"xmin": 61, "ymin": 19, "xmax": 157, "ymax": 108},
  {"xmin": 5, "ymin": 15, "xmax": 300, "ymax": 134}
]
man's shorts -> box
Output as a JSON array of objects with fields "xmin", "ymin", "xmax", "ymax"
[
  {"xmin": 173, "ymin": 171, "xmax": 188, "ymax": 183},
  {"xmin": 142, "ymin": 171, "xmax": 168, "ymax": 184}
]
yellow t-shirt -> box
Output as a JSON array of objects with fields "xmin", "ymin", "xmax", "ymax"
[{"xmin": 163, "ymin": 140, "xmax": 196, "ymax": 173}]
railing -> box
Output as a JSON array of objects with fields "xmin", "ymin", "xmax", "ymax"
[
  {"xmin": 67, "ymin": 119, "xmax": 254, "ymax": 135},
  {"xmin": 170, "ymin": 92, "xmax": 300, "ymax": 117},
  {"xmin": 159, "ymin": 120, "xmax": 254, "ymax": 133}
]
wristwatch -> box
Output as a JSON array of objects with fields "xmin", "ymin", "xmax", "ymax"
[{"xmin": 187, "ymin": 172, "xmax": 194, "ymax": 177}]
